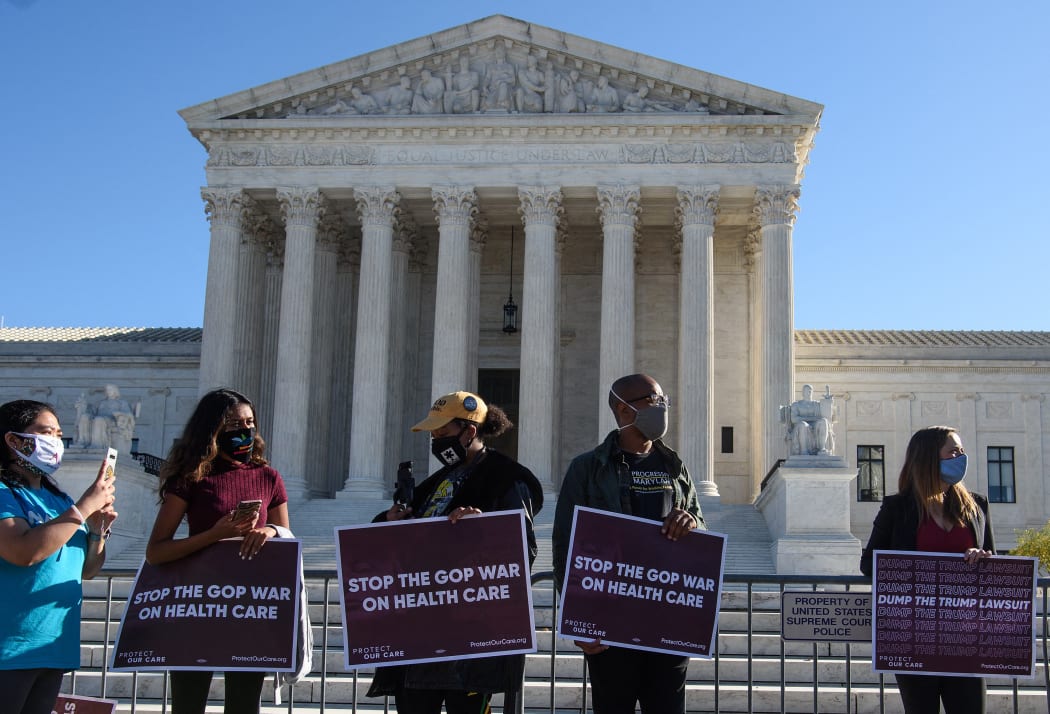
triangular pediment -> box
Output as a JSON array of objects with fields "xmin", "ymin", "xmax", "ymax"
[{"xmin": 180, "ymin": 15, "xmax": 821, "ymax": 125}]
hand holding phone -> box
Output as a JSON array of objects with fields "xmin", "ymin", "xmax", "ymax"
[
  {"xmin": 232, "ymin": 499, "xmax": 263, "ymax": 522},
  {"xmin": 99, "ymin": 448, "xmax": 117, "ymax": 481},
  {"xmin": 394, "ymin": 461, "xmax": 414, "ymax": 506}
]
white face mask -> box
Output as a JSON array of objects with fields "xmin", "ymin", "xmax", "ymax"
[{"xmin": 10, "ymin": 432, "xmax": 64, "ymax": 476}]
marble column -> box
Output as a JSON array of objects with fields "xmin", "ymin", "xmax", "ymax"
[
  {"xmin": 231, "ymin": 212, "xmax": 274, "ymax": 400},
  {"xmin": 385, "ymin": 215, "xmax": 416, "ymax": 488},
  {"xmin": 308, "ymin": 215, "xmax": 342, "ymax": 495},
  {"xmin": 199, "ymin": 187, "xmax": 253, "ymax": 395},
  {"xmin": 327, "ymin": 234, "xmax": 360, "ymax": 496},
  {"xmin": 754, "ymin": 185, "xmax": 799, "ymax": 473},
  {"xmin": 430, "ymin": 186, "xmax": 478, "ymax": 398},
  {"xmin": 676, "ymin": 185, "xmax": 720, "ymax": 500},
  {"xmin": 271, "ymin": 187, "xmax": 325, "ymax": 500},
  {"xmin": 518, "ymin": 186, "xmax": 563, "ymax": 490},
  {"xmin": 466, "ymin": 217, "xmax": 487, "ymax": 393},
  {"xmin": 596, "ymin": 185, "xmax": 641, "ymax": 437},
  {"xmin": 344, "ymin": 187, "xmax": 400, "ymax": 496},
  {"xmin": 257, "ymin": 237, "xmax": 284, "ymax": 444}
]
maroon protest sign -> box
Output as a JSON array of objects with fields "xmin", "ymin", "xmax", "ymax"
[
  {"xmin": 52, "ymin": 694, "xmax": 117, "ymax": 714},
  {"xmin": 111, "ymin": 539, "xmax": 302, "ymax": 671},
  {"xmin": 335, "ymin": 511, "xmax": 535, "ymax": 668},
  {"xmin": 557, "ymin": 507, "xmax": 726, "ymax": 658},
  {"xmin": 873, "ymin": 550, "xmax": 1036, "ymax": 678}
]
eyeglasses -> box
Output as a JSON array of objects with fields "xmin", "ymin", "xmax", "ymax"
[{"xmin": 625, "ymin": 393, "xmax": 671, "ymax": 408}]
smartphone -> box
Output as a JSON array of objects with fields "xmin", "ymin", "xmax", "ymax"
[
  {"xmin": 100, "ymin": 448, "xmax": 118, "ymax": 481},
  {"xmin": 394, "ymin": 461, "xmax": 414, "ymax": 506},
  {"xmin": 232, "ymin": 499, "xmax": 263, "ymax": 520}
]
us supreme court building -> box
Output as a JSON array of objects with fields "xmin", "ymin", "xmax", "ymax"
[{"xmin": 3, "ymin": 15, "xmax": 1048, "ymax": 554}]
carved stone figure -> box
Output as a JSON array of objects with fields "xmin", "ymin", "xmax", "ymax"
[
  {"xmin": 482, "ymin": 46, "xmax": 515, "ymax": 111},
  {"xmin": 588, "ymin": 76, "xmax": 621, "ymax": 113},
  {"xmin": 623, "ymin": 85, "xmax": 674, "ymax": 113},
  {"xmin": 514, "ymin": 54, "xmax": 546, "ymax": 113},
  {"xmin": 412, "ymin": 69, "xmax": 446, "ymax": 114},
  {"xmin": 347, "ymin": 87, "xmax": 381, "ymax": 115},
  {"xmin": 786, "ymin": 384, "xmax": 835, "ymax": 456},
  {"xmin": 444, "ymin": 55, "xmax": 480, "ymax": 114},
  {"xmin": 76, "ymin": 384, "xmax": 139, "ymax": 453},
  {"xmin": 386, "ymin": 75, "xmax": 414, "ymax": 114},
  {"xmin": 555, "ymin": 69, "xmax": 583, "ymax": 113}
]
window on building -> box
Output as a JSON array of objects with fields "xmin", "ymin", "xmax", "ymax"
[
  {"xmin": 857, "ymin": 445, "xmax": 885, "ymax": 502},
  {"xmin": 987, "ymin": 446, "xmax": 1015, "ymax": 503},
  {"xmin": 721, "ymin": 426, "xmax": 734, "ymax": 454}
]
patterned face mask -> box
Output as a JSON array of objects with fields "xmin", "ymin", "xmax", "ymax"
[
  {"xmin": 10, "ymin": 432, "xmax": 64, "ymax": 476},
  {"xmin": 219, "ymin": 427, "xmax": 256, "ymax": 463}
]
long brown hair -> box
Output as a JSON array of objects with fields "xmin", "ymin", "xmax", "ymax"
[
  {"xmin": 898, "ymin": 425, "xmax": 978, "ymax": 525},
  {"xmin": 159, "ymin": 389, "xmax": 267, "ymax": 499}
]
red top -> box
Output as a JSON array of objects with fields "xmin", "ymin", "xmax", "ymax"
[
  {"xmin": 167, "ymin": 460, "xmax": 288, "ymax": 536},
  {"xmin": 916, "ymin": 515, "xmax": 976, "ymax": 553}
]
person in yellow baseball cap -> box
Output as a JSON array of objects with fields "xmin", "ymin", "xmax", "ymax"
[{"xmin": 368, "ymin": 390, "xmax": 544, "ymax": 713}]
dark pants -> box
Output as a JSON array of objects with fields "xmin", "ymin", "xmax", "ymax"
[
  {"xmin": 394, "ymin": 688, "xmax": 492, "ymax": 714},
  {"xmin": 0, "ymin": 668, "xmax": 65, "ymax": 714},
  {"xmin": 169, "ymin": 670, "xmax": 266, "ymax": 714},
  {"xmin": 895, "ymin": 673, "xmax": 986, "ymax": 714},
  {"xmin": 584, "ymin": 647, "xmax": 689, "ymax": 714}
]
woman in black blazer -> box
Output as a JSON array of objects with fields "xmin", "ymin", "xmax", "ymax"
[{"xmin": 860, "ymin": 426, "xmax": 994, "ymax": 714}]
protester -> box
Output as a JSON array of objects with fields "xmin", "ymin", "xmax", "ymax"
[
  {"xmin": 860, "ymin": 425, "xmax": 993, "ymax": 713},
  {"xmin": 0, "ymin": 399, "xmax": 117, "ymax": 714},
  {"xmin": 552, "ymin": 373, "xmax": 705, "ymax": 714},
  {"xmin": 146, "ymin": 388, "xmax": 289, "ymax": 714},
  {"xmin": 366, "ymin": 390, "xmax": 543, "ymax": 714}
]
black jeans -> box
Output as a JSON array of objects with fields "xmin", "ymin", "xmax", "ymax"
[
  {"xmin": 394, "ymin": 688, "xmax": 492, "ymax": 714},
  {"xmin": 169, "ymin": 670, "xmax": 266, "ymax": 714},
  {"xmin": 0, "ymin": 668, "xmax": 65, "ymax": 714},
  {"xmin": 584, "ymin": 647, "xmax": 689, "ymax": 714},
  {"xmin": 895, "ymin": 673, "xmax": 986, "ymax": 714}
]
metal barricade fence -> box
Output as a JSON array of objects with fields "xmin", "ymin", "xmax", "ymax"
[{"xmin": 76, "ymin": 570, "xmax": 1049, "ymax": 713}]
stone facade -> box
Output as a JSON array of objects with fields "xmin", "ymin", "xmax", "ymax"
[{"xmin": 1, "ymin": 17, "xmax": 1047, "ymax": 556}]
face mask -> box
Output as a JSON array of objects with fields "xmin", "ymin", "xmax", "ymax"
[
  {"xmin": 219, "ymin": 427, "xmax": 255, "ymax": 463},
  {"xmin": 431, "ymin": 430, "xmax": 468, "ymax": 467},
  {"xmin": 940, "ymin": 453, "xmax": 967, "ymax": 485},
  {"xmin": 612, "ymin": 391, "xmax": 669, "ymax": 441},
  {"xmin": 10, "ymin": 432, "xmax": 64, "ymax": 476}
]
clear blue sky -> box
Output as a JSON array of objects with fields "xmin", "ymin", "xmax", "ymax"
[{"xmin": 1, "ymin": 0, "xmax": 1047, "ymax": 330}]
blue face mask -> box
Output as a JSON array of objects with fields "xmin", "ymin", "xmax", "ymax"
[{"xmin": 940, "ymin": 453, "xmax": 967, "ymax": 485}]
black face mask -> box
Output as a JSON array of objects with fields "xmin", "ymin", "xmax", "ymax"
[
  {"xmin": 219, "ymin": 427, "xmax": 256, "ymax": 463},
  {"xmin": 431, "ymin": 430, "xmax": 468, "ymax": 467}
]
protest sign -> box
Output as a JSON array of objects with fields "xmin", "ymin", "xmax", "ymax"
[
  {"xmin": 52, "ymin": 694, "xmax": 117, "ymax": 714},
  {"xmin": 111, "ymin": 539, "xmax": 302, "ymax": 671},
  {"xmin": 873, "ymin": 550, "xmax": 1036, "ymax": 678},
  {"xmin": 557, "ymin": 506, "xmax": 726, "ymax": 658},
  {"xmin": 335, "ymin": 510, "xmax": 536, "ymax": 669},
  {"xmin": 781, "ymin": 592, "xmax": 872, "ymax": 642}
]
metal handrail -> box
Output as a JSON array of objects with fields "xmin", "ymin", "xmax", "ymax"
[{"xmin": 78, "ymin": 568, "xmax": 1048, "ymax": 713}]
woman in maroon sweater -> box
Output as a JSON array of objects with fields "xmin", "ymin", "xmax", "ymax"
[{"xmin": 146, "ymin": 388, "xmax": 289, "ymax": 714}]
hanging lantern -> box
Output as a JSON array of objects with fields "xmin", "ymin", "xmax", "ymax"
[{"xmin": 503, "ymin": 226, "xmax": 518, "ymax": 334}]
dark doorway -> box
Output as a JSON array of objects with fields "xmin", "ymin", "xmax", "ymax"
[{"xmin": 477, "ymin": 369, "xmax": 520, "ymax": 459}]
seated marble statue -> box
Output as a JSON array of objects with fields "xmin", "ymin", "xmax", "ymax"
[
  {"xmin": 346, "ymin": 87, "xmax": 381, "ymax": 115},
  {"xmin": 786, "ymin": 384, "xmax": 834, "ymax": 456},
  {"xmin": 412, "ymin": 69, "xmax": 445, "ymax": 114},
  {"xmin": 386, "ymin": 75, "xmax": 414, "ymax": 114},
  {"xmin": 76, "ymin": 384, "xmax": 139, "ymax": 453},
  {"xmin": 587, "ymin": 76, "xmax": 621, "ymax": 113},
  {"xmin": 514, "ymin": 54, "xmax": 546, "ymax": 113},
  {"xmin": 444, "ymin": 55, "xmax": 480, "ymax": 114},
  {"xmin": 482, "ymin": 46, "xmax": 515, "ymax": 111}
]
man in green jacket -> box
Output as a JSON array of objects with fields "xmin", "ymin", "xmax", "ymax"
[{"xmin": 552, "ymin": 373, "xmax": 705, "ymax": 714}]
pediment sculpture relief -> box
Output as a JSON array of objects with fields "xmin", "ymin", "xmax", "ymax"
[{"xmin": 253, "ymin": 47, "xmax": 739, "ymax": 120}]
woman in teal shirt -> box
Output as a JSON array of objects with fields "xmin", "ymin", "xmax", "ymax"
[{"xmin": 0, "ymin": 400, "xmax": 117, "ymax": 714}]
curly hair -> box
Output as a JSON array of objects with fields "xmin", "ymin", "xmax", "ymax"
[{"xmin": 159, "ymin": 389, "xmax": 267, "ymax": 500}]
